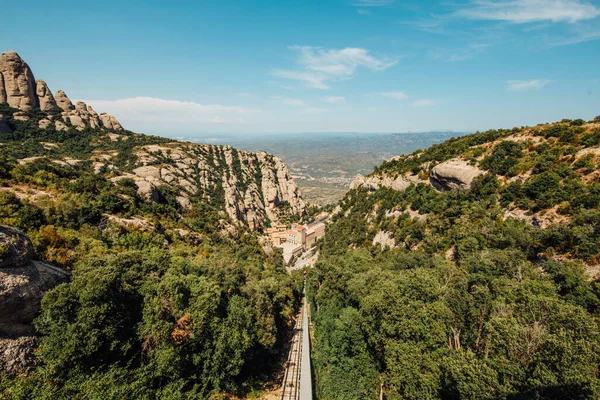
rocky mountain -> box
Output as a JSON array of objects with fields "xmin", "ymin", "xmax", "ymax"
[
  {"xmin": 0, "ymin": 50, "xmax": 123, "ymax": 132},
  {"xmin": 0, "ymin": 51, "xmax": 306, "ymax": 231},
  {"xmin": 308, "ymin": 116, "xmax": 600, "ymax": 399}
]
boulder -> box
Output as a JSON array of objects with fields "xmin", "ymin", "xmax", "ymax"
[
  {"xmin": 36, "ymin": 79, "xmax": 60, "ymax": 114},
  {"xmin": 430, "ymin": 159, "xmax": 483, "ymax": 191},
  {"xmin": 0, "ymin": 226, "xmax": 70, "ymax": 376}
]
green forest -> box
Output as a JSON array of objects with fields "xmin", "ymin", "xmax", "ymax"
[
  {"xmin": 0, "ymin": 104, "xmax": 302, "ymax": 399},
  {"xmin": 307, "ymin": 117, "xmax": 600, "ymax": 399}
]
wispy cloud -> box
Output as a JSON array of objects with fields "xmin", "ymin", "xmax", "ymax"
[
  {"xmin": 322, "ymin": 96, "xmax": 346, "ymax": 104},
  {"xmin": 548, "ymin": 23, "xmax": 600, "ymax": 46},
  {"xmin": 357, "ymin": 9, "xmax": 370, "ymax": 15},
  {"xmin": 456, "ymin": 0, "xmax": 600, "ymax": 24},
  {"xmin": 273, "ymin": 46, "xmax": 397, "ymax": 89},
  {"xmin": 352, "ymin": 0, "xmax": 395, "ymax": 6},
  {"xmin": 380, "ymin": 91, "xmax": 409, "ymax": 100},
  {"xmin": 506, "ymin": 79, "xmax": 552, "ymax": 90},
  {"xmin": 81, "ymin": 97, "xmax": 261, "ymax": 132},
  {"xmin": 411, "ymin": 99, "xmax": 436, "ymax": 107}
]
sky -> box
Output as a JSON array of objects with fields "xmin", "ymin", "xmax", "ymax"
[{"xmin": 2, "ymin": 0, "xmax": 600, "ymax": 136}]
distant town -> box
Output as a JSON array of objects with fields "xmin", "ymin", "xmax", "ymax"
[{"xmin": 266, "ymin": 212, "xmax": 330, "ymax": 265}]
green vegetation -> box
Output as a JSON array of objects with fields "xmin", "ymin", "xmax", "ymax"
[{"xmin": 308, "ymin": 118, "xmax": 600, "ymax": 399}]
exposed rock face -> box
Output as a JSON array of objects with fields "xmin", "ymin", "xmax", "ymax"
[
  {"xmin": 110, "ymin": 144, "xmax": 306, "ymax": 230},
  {"xmin": 0, "ymin": 114, "xmax": 12, "ymax": 133},
  {"xmin": 55, "ymin": 89, "xmax": 74, "ymax": 111},
  {"xmin": 0, "ymin": 51, "xmax": 39, "ymax": 111},
  {"xmin": 373, "ymin": 230, "xmax": 396, "ymax": 249},
  {"xmin": 100, "ymin": 112, "xmax": 124, "ymax": 131},
  {"xmin": 350, "ymin": 173, "xmax": 427, "ymax": 191},
  {"xmin": 430, "ymin": 159, "xmax": 483, "ymax": 191},
  {"xmin": 59, "ymin": 100, "xmax": 103, "ymax": 131},
  {"xmin": 0, "ymin": 226, "xmax": 70, "ymax": 377},
  {"xmin": 35, "ymin": 79, "xmax": 60, "ymax": 114}
]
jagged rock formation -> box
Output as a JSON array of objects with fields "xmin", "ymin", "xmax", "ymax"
[
  {"xmin": 0, "ymin": 226, "xmax": 70, "ymax": 376},
  {"xmin": 109, "ymin": 144, "xmax": 306, "ymax": 230},
  {"xmin": 35, "ymin": 79, "xmax": 60, "ymax": 114},
  {"xmin": 99, "ymin": 112, "xmax": 123, "ymax": 131},
  {"xmin": 0, "ymin": 51, "xmax": 38, "ymax": 111},
  {"xmin": 0, "ymin": 50, "xmax": 124, "ymax": 132},
  {"xmin": 55, "ymin": 89, "xmax": 74, "ymax": 111}
]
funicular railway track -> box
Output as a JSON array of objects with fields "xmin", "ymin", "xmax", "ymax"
[{"xmin": 281, "ymin": 297, "xmax": 304, "ymax": 400}]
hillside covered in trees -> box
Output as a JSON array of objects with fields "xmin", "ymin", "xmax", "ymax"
[{"xmin": 308, "ymin": 117, "xmax": 600, "ymax": 399}]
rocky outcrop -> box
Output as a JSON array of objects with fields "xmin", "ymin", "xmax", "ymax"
[
  {"xmin": 0, "ymin": 51, "xmax": 39, "ymax": 111},
  {"xmin": 373, "ymin": 230, "xmax": 396, "ymax": 249},
  {"xmin": 0, "ymin": 226, "xmax": 70, "ymax": 376},
  {"xmin": 350, "ymin": 173, "xmax": 426, "ymax": 191},
  {"xmin": 430, "ymin": 159, "xmax": 483, "ymax": 191},
  {"xmin": 35, "ymin": 79, "xmax": 60, "ymax": 114},
  {"xmin": 0, "ymin": 51, "xmax": 125, "ymax": 132},
  {"xmin": 99, "ymin": 112, "xmax": 124, "ymax": 131},
  {"xmin": 59, "ymin": 100, "xmax": 102, "ymax": 131},
  {"xmin": 351, "ymin": 158, "xmax": 483, "ymax": 193},
  {"xmin": 55, "ymin": 89, "xmax": 74, "ymax": 111}
]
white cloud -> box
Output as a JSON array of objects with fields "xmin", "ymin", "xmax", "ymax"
[
  {"xmin": 322, "ymin": 96, "xmax": 346, "ymax": 104},
  {"xmin": 80, "ymin": 97, "xmax": 261, "ymax": 132},
  {"xmin": 506, "ymin": 79, "xmax": 552, "ymax": 90},
  {"xmin": 456, "ymin": 0, "xmax": 600, "ymax": 24},
  {"xmin": 272, "ymin": 69, "xmax": 330, "ymax": 89},
  {"xmin": 273, "ymin": 46, "xmax": 397, "ymax": 89},
  {"xmin": 353, "ymin": 0, "xmax": 395, "ymax": 6},
  {"xmin": 380, "ymin": 91, "xmax": 409, "ymax": 100},
  {"xmin": 357, "ymin": 9, "xmax": 371, "ymax": 15},
  {"xmin": 411, "ymin": 99, "xmax": 436, "ymax": 107},
  {"xmin": 272, "ymin": 96, "xmax": 307, "ymax": 106}
]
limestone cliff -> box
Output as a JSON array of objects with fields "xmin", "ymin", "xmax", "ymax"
[
  {"xmin": 109, "ymin": 143, "xmax": 306, "ymax": 230},
  {"xmin": 0, "ymin": 50, "xmax": 124, "ymax": 132}
]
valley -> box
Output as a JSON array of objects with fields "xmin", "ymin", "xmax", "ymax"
[{"xmin": 197, "ymin": 132, "xmax": 459, "ymax": 206}]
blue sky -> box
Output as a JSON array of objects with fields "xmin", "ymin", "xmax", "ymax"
[{"xmin": 2, "ymin": 0, "xmax": 600, "ymax": 135}]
